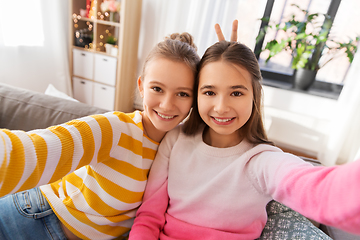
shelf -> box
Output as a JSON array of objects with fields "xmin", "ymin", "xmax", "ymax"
[
  {"xmin": 71, "ymin": 0, "xmax": 122, "ymax": 52},
  {"xmin": 70, "ymin": 0, "xmax": 142, "ymax": 112},
  {"xmin": 72, "ymin": 14, "xmax": 121, "ymax": 27},
  {"xmin": 72, "ymin": 46, "xmax": 117, "ymax": 58},
  {"xmin": 96, "ymin": 19, "xmax": 121, "ymax": 27}
]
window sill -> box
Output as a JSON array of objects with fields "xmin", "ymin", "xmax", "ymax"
[{"xmin": 262, "ymin": 78, "xmax": 342, "ymax": 100}]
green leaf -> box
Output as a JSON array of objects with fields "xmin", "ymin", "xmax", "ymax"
[
  {"xmin": 255, "ymin": 29, "xmax": 266, "ymax": 43},
  {"xmin": 259, "ymin": 17, "xmax": 270, "ymax": 23}
]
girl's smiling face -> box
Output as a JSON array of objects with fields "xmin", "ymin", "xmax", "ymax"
[
  {"xmin": 138, "ymin": 57, "xmax": 194, "ymax": 142},
  {"xmin": 198, "ymin": 60, "xmax": 254, "ymax": 148}
]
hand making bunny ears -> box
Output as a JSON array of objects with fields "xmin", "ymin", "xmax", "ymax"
[{"xmin": 215, "ymin": 19, "xmax": 238, "ymax": 42}]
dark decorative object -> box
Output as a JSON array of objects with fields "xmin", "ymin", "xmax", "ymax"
[
  {"xmin": 293, "ymin": 68, "xmax": 317, "ymax": 90},
  {"xmin": 75, "ymin": 29, "xmax": 93, "ymax": 48}
]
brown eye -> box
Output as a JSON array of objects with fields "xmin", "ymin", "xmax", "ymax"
[
  {"xmin": 231, "ymin": 91, "xmax": 242, "ymax": 97},
  {"xmin": 204, "ymin": 91, "xmax": 215, "ymax": 96},
  {"xmin": 178, "ymin": 92, "xmax": 190, "ymax": 97},
  {"xmin": 152, "ymin": 87, "xmax": 162, "ymax": 92}
]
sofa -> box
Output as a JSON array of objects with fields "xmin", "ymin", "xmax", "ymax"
[{"xmin": 1, "ymin": 82, "xmax": 359, "ymax": 239}]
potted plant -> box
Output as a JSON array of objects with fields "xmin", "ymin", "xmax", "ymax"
[
  {"xmin": 105, "ymin": 35, "xmax": 118, "ymax": 56},
  {"xmin": 256, "ymin": 4, "xmax": 359, "ymax": 90}
]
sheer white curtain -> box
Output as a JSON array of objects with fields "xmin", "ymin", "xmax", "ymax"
[
  {"xmin": 318, "ymin": 50, "xmax": 360, "ymax": 166},
  {"xmin": 134, "ymin": 0, "xmax": 245, "ymax": 109},
  {"xmin": 0, "ymin": 0, "xmax": 71, "ymax": 95},
  {"xmin": 134, "ymin": 0, "xmax": 267, "ymax": 109}
]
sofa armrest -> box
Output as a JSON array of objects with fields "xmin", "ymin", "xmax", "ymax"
[{"xmin": 0, "ymin": 83, "xmax": 107, "ymax": 131}]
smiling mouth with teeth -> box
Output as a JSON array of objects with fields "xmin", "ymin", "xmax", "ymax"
[
  {"xmin": 156, "ymin": 111, "xmax": 176, "ymax": 119},
  {"xmin": 213, "ymin": 117, "xmax": 234, "ymax": 122}
]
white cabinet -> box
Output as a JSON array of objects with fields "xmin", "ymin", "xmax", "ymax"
[
  {"xmin": 94, "ymin": 54, "xmax": 117, "ymax": 86},
  {"xmin": 73, "ymin": 77, "xmax": 93, "ymax": 105},
  {"xmin": 72, "ymin": 50, "xmax": 117, "ymax": 110},
  {"xmin": 70, "ymin": 0, "xmax": 142, "ymax": 112},
  {"xmin": 72, "ymin": 76, "xmax": 115, "ymax": 111},
  {"xmin": 93, "ymin": 82, "xmax": 115, "ymax": 110},
  {"xmin": 73, "ymin": 49, "xmax": 94, "ymax": 80}
]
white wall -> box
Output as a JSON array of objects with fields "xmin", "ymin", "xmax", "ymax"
[{"xmin": 0, "ymin": 1, "xmax": 70, "ymax": 95}]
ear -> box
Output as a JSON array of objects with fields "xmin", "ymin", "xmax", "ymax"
[{"xmin": 137, "ymin": 76, "xmax": 144, "ymax": 98}]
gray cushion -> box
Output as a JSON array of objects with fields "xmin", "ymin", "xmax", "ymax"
[
  {"xmin": 258, "ymin": 200, "xmax": 331, "ymax": 240},
  {"xmin": 0, "ymin": 83, "xmax": 107, "ymax": 131}
]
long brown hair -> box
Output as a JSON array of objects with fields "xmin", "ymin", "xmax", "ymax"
[
  {"xmin": 141, "ymin": 32, "xmax": 200, "ymax": 82},
  {"xmin": 183, "ymin": 41, "xmax": 273, "ymax": 146}
]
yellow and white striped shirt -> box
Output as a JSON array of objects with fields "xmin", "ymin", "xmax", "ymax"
[{"xmin": 0, "ymin": 110, "xmax": 158, "ymax": 239}]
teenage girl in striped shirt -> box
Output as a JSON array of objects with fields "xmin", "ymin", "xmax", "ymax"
[{"xmin": 0, "ymin": 32, "xmax": 200, "ymax": 240}]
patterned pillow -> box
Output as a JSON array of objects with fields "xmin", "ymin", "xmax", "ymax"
[{"xmin": 257, "ymin": 201, "xmax": 332, "ymax": 240}]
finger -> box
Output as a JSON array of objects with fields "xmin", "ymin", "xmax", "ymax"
[
  {"xmin": 215, "ymin": 23, "xmax": 225, "ymax": 41},
  {"xmin": 231, "ymin": 20, "xmax": 238, "ymax": 42}
]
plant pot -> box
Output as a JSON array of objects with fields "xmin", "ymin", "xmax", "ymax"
[
  {"xmin": 293, "ymin": 68, "xmax": 317, "ymax": 90},
  {"xmin": 105, "ymin": 43, "xmax": 113, "ymax": 54}
]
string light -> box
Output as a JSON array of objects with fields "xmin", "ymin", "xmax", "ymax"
[{"xmin": 71, "ymin": 0, "xmax": 120, "ymax": 54}]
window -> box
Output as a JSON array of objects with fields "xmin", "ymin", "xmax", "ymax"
[
  {"xmin": 317, "ymin": 0, "xmax": 360, "ymax": 84},
  {"xmin": 0, "ymin": 0, "xmax": 44, "ymax": 47},
  {"xmin": 255, "ymin": 0, "xmax": 360, "ymax": 98}
]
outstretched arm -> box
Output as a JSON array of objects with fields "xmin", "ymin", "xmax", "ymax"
[
  {"xmin": 252, "ymin": 151, "xmax": 360, "ymax": 235},
  {"xmin": 0, "ymin": 112, "xmax": 128, "ymax": 197},
  {"xmin": 215, "ymin": 19, "xmax": 238, "ymax": 42},
  {"xmin": 274, "ymin": 158, "xmax": 360, "ymax": 234},
  {"xmin": 129, "ymin": 130, "xmax": 175, "ymax": 240}
]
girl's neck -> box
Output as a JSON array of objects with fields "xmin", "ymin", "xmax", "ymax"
[
  {"xmin": 141, "ymin": 112, "xmax": 166, "ymax": 143},
  {"xmin": 202, "ymin": 127, "xmax": 243, "ymax": 148}
]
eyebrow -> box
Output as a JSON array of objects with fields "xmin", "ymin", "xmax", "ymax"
[
  {"xmin": 199, "ymin": 84, "xmax": 248, "ymax": 91},
  {"xmin": 149, "ymin": 81, "xmax": 193, "ymax": 92},
  {"xmin": 199, "ymin": 85, "xmax": 214, "ymax": 91},
  {"xmin": 231, "ymin": 85, "xmax": 248, "ymax": 91}
]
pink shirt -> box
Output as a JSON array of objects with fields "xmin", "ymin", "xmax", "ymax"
[{"xmin": 130, "ymin": 126, "xmax": 360, "ymax": 240}]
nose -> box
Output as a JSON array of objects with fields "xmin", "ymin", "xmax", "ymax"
[
  {"xmin": 159, "ymin": 94, "xmax": 175, "ymax": 111},
  {"xmin": 214, "ymin": 96, "xmax": 230, "ymax": 114}
]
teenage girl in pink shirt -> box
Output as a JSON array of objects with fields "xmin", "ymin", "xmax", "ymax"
[{"xmin": 129, "ymin": 27, "xmax": 360, "ymax": 239}]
